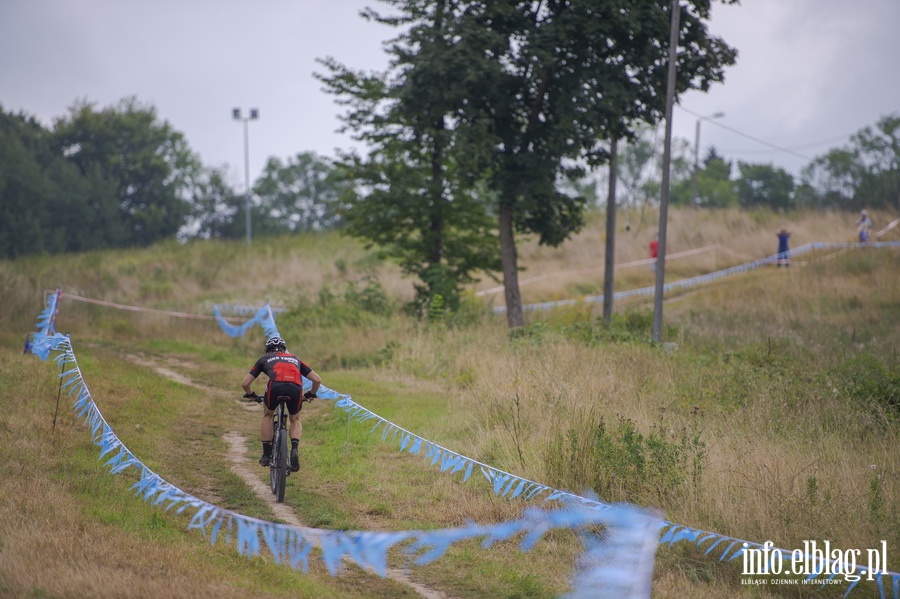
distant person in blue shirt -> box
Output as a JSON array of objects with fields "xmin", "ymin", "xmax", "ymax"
[{"xmin": 776, "ymin": 228, "xmax": 791, "ymax": 267}]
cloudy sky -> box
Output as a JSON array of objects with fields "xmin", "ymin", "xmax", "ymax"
[{"xmin": 2, "ymin": 0, "xmax": 898, "ymax": 189}]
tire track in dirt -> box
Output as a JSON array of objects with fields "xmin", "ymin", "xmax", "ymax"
[
  {"xmin": 223, "ymin": 431, "xmax": 450, "ymax": 599},
  {"xmin": 126, "ymin": 351, "xmax": 449, "ymax": 599}
]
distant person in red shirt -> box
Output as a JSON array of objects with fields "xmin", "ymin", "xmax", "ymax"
[
  {"xmin": 241, "ymin": 336, "xmax": 321, "ymax": 471},
  {"xmin": 649, "ymin": 234, "xmax": 660, "ymax": 270}
]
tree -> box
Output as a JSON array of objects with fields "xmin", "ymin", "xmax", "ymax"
[
  {"xmin": 671, "ymin": 148, "xmax": 737, "ymax": 207},
  {"xmin": 850, "ymin": 114, "xmax": 899, "ymax": 211},
  {"xmin": 619, "ymin": 127, "xmax": 664, "ymax": 211},
  {"xmin": 182, "ymin": 165, "xmax": 245, "ymax": 240},
  {"xmin": 388, "ymin": 0, "xmax": 737, "ymax": 327},
  {"xmin": 735, "ymin": 162, "xmax": 795, "ymax": 210},
  {"xmin": 0, "ymin": 107, "xmax": 123, "ymax": 258},
  {"xmin": 801, "ymin": 148, "xmax": 860, "ymax": 210},
  {"xmin": 52, "ymin": 97, "xmax": 201, "ymax": 246},
  {"xmin": 609, "ymin": 126, "xmax": 690, "ymax": 236},
  {"xmin": 318, "ymin": 0, "xmax": 501, "ymax": 312},
  {"xmin": 0, "ymin": 113, "xmax": 53, "ymax": 257},
  {"xmin": 801, "ymin": 113, "xmax": 900, "ymax": 211},
  {"xmin": 253, "ymin": 152, "xmax": 345, "ymax": 233},
  {"xmin": 321, "ymin": 0, "xmax": 735, "ymax": 326}
]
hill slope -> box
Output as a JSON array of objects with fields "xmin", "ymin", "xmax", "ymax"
[{"xmin": 2, "ymin": 207, "xmax": 898, "ymax": 598}]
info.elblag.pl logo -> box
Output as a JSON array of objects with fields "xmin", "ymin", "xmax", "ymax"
[{"xmin": 741, "ymin": 540, "xmax": 890, "ymax": 585}]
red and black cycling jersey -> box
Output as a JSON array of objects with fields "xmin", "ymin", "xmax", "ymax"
[{"xmin": 249, "ymin": 352, "xmax": 312, "ymax": 385}]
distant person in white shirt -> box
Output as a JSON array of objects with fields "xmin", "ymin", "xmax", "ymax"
[{"xmin": 856, "ymin": 210, "xmax": 872, "ymax": 243}]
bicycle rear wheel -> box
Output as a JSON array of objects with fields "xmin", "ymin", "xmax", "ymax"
[
  {"xmin": 269, "ymin": 413, "xmax": 279, "ymax": 495},
  {"xmin": 274, "ymin": 418, "xmax": 288, "ymax": 503}
]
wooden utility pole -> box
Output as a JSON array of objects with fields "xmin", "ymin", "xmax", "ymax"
[{"xmin": 652, "ymin": 0, "xmax": 680, "ymax": 344}]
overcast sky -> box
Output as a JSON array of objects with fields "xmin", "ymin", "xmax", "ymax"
[{"xmin": 2, "ymin": 0, "xmax": 898, "ymax": 189}]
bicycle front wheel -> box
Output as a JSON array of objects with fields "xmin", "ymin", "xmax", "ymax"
[{"xmin": 269, "ymin": 433, "xmax": 278, "ymax": 496}]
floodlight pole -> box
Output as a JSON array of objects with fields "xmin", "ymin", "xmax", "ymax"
[
  {"xmin": 652, "ymin": 0, "xmax": 680, "ymax": 345},
  {"xmin": 233, "ymin": 108, "xmax": 259, "ymax": 247},
  {"xmin": 691, "ymin": 111, "xmax": 725, "ymax": 206}
]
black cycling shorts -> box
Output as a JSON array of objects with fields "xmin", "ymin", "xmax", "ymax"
[{"xmin": 265, "ymin": 382, "xmax": 302, "ymax": 415}]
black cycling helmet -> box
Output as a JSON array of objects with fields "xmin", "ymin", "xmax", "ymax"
[{"xmin": 265, "ymin": 336, "xmax": 286, "ymax": 352}]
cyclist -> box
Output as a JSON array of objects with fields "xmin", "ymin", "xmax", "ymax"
[{"xmin": 241, "ymin": 336, "xmax": 321, "ymax": 472}]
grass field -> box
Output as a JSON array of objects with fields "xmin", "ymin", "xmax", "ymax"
[{"xmin": 1, "ymin": 206, "xmax": 898, "ymax": 598}]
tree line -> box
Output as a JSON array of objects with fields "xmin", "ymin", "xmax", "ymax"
[
  {"xmin": 2, "ymin": 0, "xmax": 898, "ymax": 326},
  {"xmin": 585, "ymin": 115, "xmax": 900, "ymax": 213},
  {"xmin": 0, "ymin": 98, "xmax": 344, "ymax": 259}
]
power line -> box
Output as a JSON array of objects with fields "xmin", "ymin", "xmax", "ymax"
[
  {"xmin": 715, "ymin": 136, "xmax": 857, "ymax": 160},
  {"xmin": 677, "ymin": 105, "xmax": 812, "ymax": 160},
  {"xmin": 678, "ymin": 107, "xmax": 863, "ymax": 158}
]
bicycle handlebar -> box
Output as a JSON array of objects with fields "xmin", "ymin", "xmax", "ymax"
[{"xmin": 243, "ymin": 391, "xmax": 316, "ymax": 403}]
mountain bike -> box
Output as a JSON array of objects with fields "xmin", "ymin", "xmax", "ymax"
[
  {"xmin": 244, "ymin": 392, "xmax": 291, "ymax": 502},
  {"xmin": 269, "ymin": 394, "xmax": 292, "ymax": 502},
  {"xmin": 246, "ymin": 391, "xmax": 315, "ymax": 503}
]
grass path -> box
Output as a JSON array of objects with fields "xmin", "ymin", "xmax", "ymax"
[{"xmin": 135, "ymin": 349, "xmax": 452, "ymax": 599}]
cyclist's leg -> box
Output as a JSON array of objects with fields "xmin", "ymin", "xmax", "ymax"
[
  {"xmin": 285, "ymin": 392, "xmax": 302, "ymax": 440},
  {"xmin": 259, "ymin": 413, "xmax": 274, "ymax": 467},
  {"xmin": 289, "ymin": 412, "xmax": 302, "ymax": 439},
  {"xmin": 259, "ymin": 387, "xmax": 276, "ymax": 466},
  {"xmin": 261, "ymin": 407, "xmax": 275, "ymax": 441},
  {"xmin": 262, "ymin": 383, "xmax": 279, "ymax": 441}
]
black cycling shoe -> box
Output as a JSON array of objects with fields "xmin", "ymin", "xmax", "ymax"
[
  {"xmin": 290, "ymin": 448, "xmax": 300, "ymax": 472},
  {"xmin": 259, "ymin": 453, "xmax": 270, "ymax": 467}
]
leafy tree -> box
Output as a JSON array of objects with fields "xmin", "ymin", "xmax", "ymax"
[
  {"xmin": 334, "ymin": 0, "xmax": 736, "ymax": 328},
  {"xmin": 318, "ymin": 0, "xmax": 501, "ymax": 312},
  {"xmin": 619, "ymin": 127, "xmax": 663, "ymax": 210},
  {"xmin": 253, "ymin": 152, "xmax": 345, "ymax": 233},
  {"xmin": 801, "ymin": 148, "xmax": 860, "ymax": 210},
  {"xmin": 671, "ymin": 147, "xmax": 736, "ymax": 207},
  {"xmin": 801, "ymin": 113, "xmax": 899, "ymax": 211},
  {"xmin": 0, "ymin": 107, "xmax": 122, "ymax": 258},
  {"xmin": 183, "ymin": 165, "xmax": 245, "ymax": 240},
  {"xmin": 850, "ymin": 114, "xmax": 899, "ymax": 211},
  {"xmin": 0, "ymin": 114, "xmax": 53, "ymax": 257},
  {"xmin": 609, "ymin": 127, "xmax": 691, "ymax": 235},
  {"xmin": 52, "ymin": 97, "xmax": 201, "ymax": 246},
  {"xmin": 735, "ymin": 162, "xmax": 795, "ymax": 209}
]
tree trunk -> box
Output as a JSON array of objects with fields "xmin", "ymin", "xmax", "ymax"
[
  {"xmin": 428, "ymin": 117, "xmax": 445, "ymax": 266},
  {"xmin": 499, "ymin": 200, "xmax": 524, "ymax": 328},
  {"xmin": 602, "ymin": 138, "xmax": 618, "ymax": 324}
]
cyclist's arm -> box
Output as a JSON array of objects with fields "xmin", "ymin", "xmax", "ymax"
[
  {"xmin": 305, "ymin": 369, "xmax": 322, "ymax": 395},
  {"xmin": 241, "ymin": 372, "xmax": 258, "ymax": 396}
]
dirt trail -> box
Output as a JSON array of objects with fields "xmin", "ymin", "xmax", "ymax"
[
  {"xmin": 223, "ymin": 431, "xmax": 448, "ymax": 599},
  {"xmin": 128, "ymin": 352, "xmax": 449, "ymax": 599},
  {"xmin": 123, "ymin": 354, "xmax": 205, "ymax": 389}
]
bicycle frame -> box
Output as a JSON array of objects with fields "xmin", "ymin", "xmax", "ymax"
[{"xmin": 269, "ymin": 397, "xmax": 291, "ymax": 503}]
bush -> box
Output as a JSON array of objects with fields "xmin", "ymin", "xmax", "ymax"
[
  {"xmin": 545, "ymin": 413, "xmax": 707, "ymax": 506},
  {"xmin": 343, "ymin": 274, "xmax": 393, "ymax": 316},
  {"xmin": 831, "ymin": 354, "xmax": 900, "ymax": 420},
  {"xmin": 283, "ymin": 275, "xmax": 396, "ymax": 328},
  {"xmin": 510, "ymin": 310, "xmax": 672, "ymax": 346}
]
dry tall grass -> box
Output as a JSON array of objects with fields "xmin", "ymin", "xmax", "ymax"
[
  {"xmin": 1, "ymin": 206, "xmax": 897, "ymax": 598},
  {"xmin": 488, "ymin": 207, "xmax": 896, "ymax": 305}
]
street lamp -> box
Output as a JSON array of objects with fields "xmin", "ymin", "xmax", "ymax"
[
  {"xmin": 233, "ymin": 107, "xmax": 259, "ymax": 247},
  {"xmin": 691, "ymin": 111, "xmax": 725, "ymax": 207}
]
